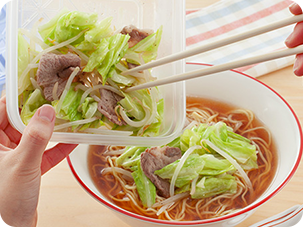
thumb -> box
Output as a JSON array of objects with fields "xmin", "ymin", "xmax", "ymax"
[{"xmin": 16, "ymin": 104, "xmax": 56, "ymax": 169}]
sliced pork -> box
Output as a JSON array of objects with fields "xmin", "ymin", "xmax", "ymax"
[
  {"xmin": 127, "ymin": 62, "xmax": 139, "ymax": 69},
  {"xmin": 36, "ymin": 53, "xmax": 81, "ymax": 101},
  {"xmin": 141, "ymin": 146, "xmax": 182, "ymax": 198},
  {"xmin": 98, "ymin": 89, "xmax": 126, "ymax": 126},
  {"xmin": 121, "ymin": 25, "xmax": 153, "ymax": 48}
]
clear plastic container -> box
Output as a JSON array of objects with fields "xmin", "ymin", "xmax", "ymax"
[{"xmin": 5, "ymin": 0, "xmax": 186, "ymax": 146}]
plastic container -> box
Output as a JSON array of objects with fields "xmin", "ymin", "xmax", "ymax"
[{"xmin": 5, "ymin": 0, "xmax": 186, "ymax": 146}]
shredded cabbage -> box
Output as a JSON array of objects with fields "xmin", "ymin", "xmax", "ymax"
[
  {"xmin": 18, "ymin": 10, "xmax": 164, "ymax": 136},
  {"xmin": 115, "ymin": 122, "xmax": 258, "ymax": 207}
]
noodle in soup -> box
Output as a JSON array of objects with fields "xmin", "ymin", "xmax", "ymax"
[{"xmin": 88, "ymin": 97, "xmax": 277, "ymax": 221}]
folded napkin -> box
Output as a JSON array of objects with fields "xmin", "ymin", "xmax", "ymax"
[{"xmin": 186, "ymin": 0, "xmax": 295, "ymax": 77}]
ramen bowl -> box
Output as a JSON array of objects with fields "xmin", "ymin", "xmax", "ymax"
[{"xmin": 67, "ymin": 63, "xmax": 303, "ymax": 227}]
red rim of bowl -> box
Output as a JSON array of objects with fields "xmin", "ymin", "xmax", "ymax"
[{"xmin": 67, "ymin": 62, "xmax": 303, "ymax": 225}]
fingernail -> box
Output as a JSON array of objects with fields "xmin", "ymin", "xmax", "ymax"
[
  {"xmin": 289, "ymin": 2, "xmax": 297, "ymax": 8},
  {"xmin": 293, "ymin": 58, "xmax": 300, "ymax": 76},
  {"xmin": 285, "ymin": 37, "xmax": 290, "ymax": 46},
  {"xmin": 38, "ymin": 105, "xmax": 55, "ymax": 122},
  {"xmin": 285, "ymin": 32, "xmax": 296, "ymax": 48}
]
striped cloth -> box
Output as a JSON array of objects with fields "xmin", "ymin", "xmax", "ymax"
[
  {"xmin": 186, "ymin": 0, "xmax": 296, "ymax": 77},
  {"xmin": 0, "ymin": 0, "xmax": 298, "ymax": 96}
]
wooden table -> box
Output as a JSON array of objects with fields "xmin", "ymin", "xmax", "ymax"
[{"xmin": 36, "ymin": 1, "xmax": 303, "ymax": 226}]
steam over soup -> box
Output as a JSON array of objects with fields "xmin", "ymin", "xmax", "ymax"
[{"xmin": 88, "ymin": 97, "xmax": 277, "ymax": 221}]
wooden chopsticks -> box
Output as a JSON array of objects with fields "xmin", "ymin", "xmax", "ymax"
[{"xmin": 123, "ymin": 14, "xmax": 303, "ymax": 92}]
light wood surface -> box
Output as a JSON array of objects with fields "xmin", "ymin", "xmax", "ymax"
[{"xmin": 36, "ymin": 1, "xmax": 303, "ymax": 226}]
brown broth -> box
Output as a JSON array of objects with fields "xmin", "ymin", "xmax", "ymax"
[{"xmin": 87, "ymin": 97, "xmax": 277, "ymax": 220}]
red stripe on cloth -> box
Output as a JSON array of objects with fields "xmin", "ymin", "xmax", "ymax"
[
  {"xmin": 186, "ymin": 9, "xmax": 200, "ymax": 15},
  {"xmin": 186, "ymin": 0, "xmax": 293, "ymax": 46},
  {"xmin": 235, "ymin": 63, "xmax": 258, "ymax": 72}
]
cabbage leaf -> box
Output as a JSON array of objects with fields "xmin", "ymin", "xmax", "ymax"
[
  {"xmin": 39, "ymin": 11, "xmax": 98, "ymax": 45},
  {"xmin": 124, "ymin": 26, "xmax": 163, "ymax": 64},
  {"xmin": 83, "ymin": 33, "xmax": 130, "ymax": 84},
  {"xmin": 77, "ymin": 17, "xmax": 113, "ymax": 52},
  {"xmin": 116, "ymin": 146, "xmax": 147, "ymax": 171},
  {"xmin": 20, "ymin": 89, "xmax": 49, "ymax": 125},
  {"xmin": 180, "ymin": 122, "xmax": 257, "ymax": 170},
  {"xmin": 18, "ymin": 31, "xmax": 31, "ymax": 94},
  {"xmin": 191, "ymin": 175, "xmax": 237, "ymax": 199},
  {"xmin": 53, "ymin": 83, "xmax": 84, "ymax": 123},
  {"xmin": 155, "ymin": 154, "xmax": 205, "ymax": 188},
  {"xmin": 79, "ymin": 97, "xmax": 98, "ymax": 119},
  {"xmin": 132, "ymin": 161, "xmax": 156, "ymax": 208}
]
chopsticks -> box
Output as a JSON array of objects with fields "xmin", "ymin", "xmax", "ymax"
[
  {"xmin": 124, "ymin": 14, "xmax": 303, "ymax": 92},
  {"xmin": 126, "ymin": 45, "xmax": 303, "ymax": 91}
]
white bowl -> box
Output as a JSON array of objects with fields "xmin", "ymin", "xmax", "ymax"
[{"xmin": 67, "ymin": 63, "xmax": 303, "ymax": 227}]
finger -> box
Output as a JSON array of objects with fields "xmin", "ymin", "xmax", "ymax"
[
  {"xmin": 0, "ymin": 143, "xmax": 11, "ymax": 152},
  {"xmin": 289, "ymin": 3, "xmax": 302, "ymax": 15},
  {"xmin": 293, "ymin": 53, "xmax": 303, "ymax": 76},
  {"xmin": 0, "ymin": 96, "xmax": 9, "ymax": 130},
  {"xmin": 15, "ymin": 104, "xmax": 56, "ymax": 169},
  {"xmin": 4, "ymin": 124, "xmax": 22, "ymax": 144},
  {"xmin": 41, "ymin": 143, "xmax": 78, "ymax": 175},
  {"xmin": 0, "ymin": 129, "xmax": 10, "ymax": 147},
  {"xmin": 285, "ymin": 22, "xmax": 303, "ymax": 48},
  {"xmin": 0, "ymin": 127, "xmax": 20, "ymax": 149},
  {"xmin": 0, "ymin": 96, "xmax": 22, "ymax": 145}
]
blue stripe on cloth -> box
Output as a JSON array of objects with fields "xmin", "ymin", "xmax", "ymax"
[
  {"xmin": 0, "ymin": 54, "xmax": 5, "ymax": 66},
  {"xmin": 211, "ymin": 31, "xmax": 291, "ymax": 65},
  {"xmin": 186, "ymin": 0, "xmax": 265, "ymax": 29}
]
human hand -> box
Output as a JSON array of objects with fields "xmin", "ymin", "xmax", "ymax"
[
  {"xmin": 285, "ymin": 3, "xmax": 303, "ymax": 76},
  {"xmin": 0, "ymin": 96, "xmax": 78, "ymax": 227}
]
